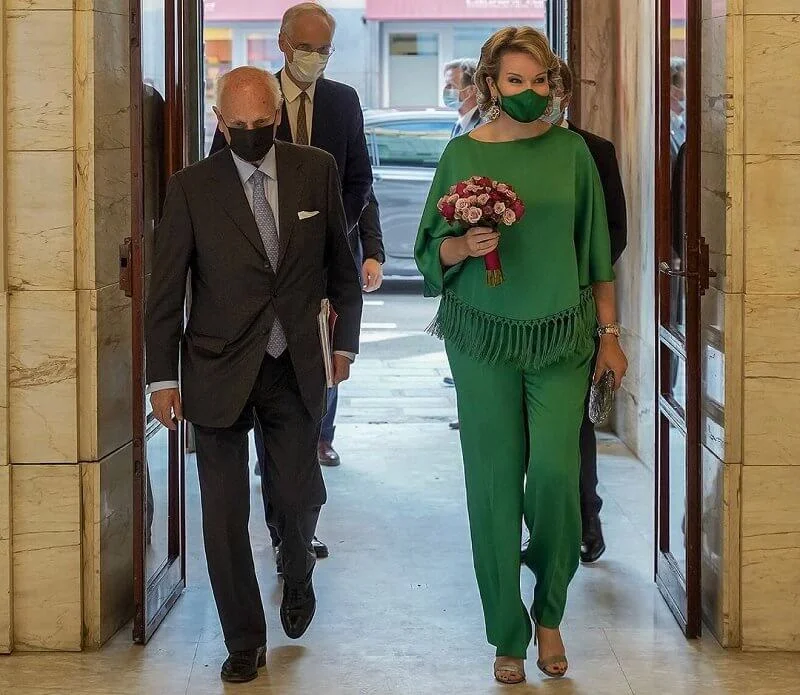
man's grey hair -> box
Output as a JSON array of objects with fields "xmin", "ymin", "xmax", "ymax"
[
  {"xmin": 444, "ymin": 58, "xmax": 478, "ymax": 88},
  {"xmin": 280, "ymin": 2, "xmax": 337, "ymax": 37},
  {"xmin": 216, "ymin": 67, "xmax": 284, "ymax": 111}
]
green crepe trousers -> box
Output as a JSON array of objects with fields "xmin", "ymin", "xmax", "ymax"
[{"xmin": 446, "ymin": 340, "xmax": 593, "ymax": 659}]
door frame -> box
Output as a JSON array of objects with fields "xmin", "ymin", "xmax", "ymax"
[
  {"xmin": 130, "ymin": 0, "xmax": 190, "ymax": 645},
  {"xmin": 653, "ymin": 0, "xmax": 704, "ymax": 638}
]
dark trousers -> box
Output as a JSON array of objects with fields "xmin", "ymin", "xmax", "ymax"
[
  {"xmin": 194, "ymin": 352, "xmax": 325, "ymax": 652},
  {"xmin": 254, "ymin": 384, "xmax": 336, "ymax": 539},
  {"xmin": 320, "ymin": 386, "xmax": 338, "ymax": 443},
  {"xmin": 579, "ymin": 340, "xmax": 603, "ymax": 522}
]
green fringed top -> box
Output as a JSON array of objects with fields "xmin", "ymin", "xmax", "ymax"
[{"xmin": 415, "ymin": 127, "xmax": 615, "ymax": 371}]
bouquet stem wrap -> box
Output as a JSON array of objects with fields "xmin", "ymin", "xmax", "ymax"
[{"xmin": 484, "ymin": 247, "xmax": 503, "ymax": 286}]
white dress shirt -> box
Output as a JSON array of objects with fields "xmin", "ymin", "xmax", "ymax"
[
  {"xmin": 457, "ymin": 105, "xmax": 479, "ymax": 134},
  {"xmin": 148, "ymin": 146, "xmax": 352, "ymax": 395},
  {"xmin": 281, "ymin": 70, "xmax": 317, "ymax": 143}
]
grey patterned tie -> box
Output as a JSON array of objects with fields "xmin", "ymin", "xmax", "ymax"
[{"xmin": 251, "ymin": 168, "xmax": 287, "ymax": 357}]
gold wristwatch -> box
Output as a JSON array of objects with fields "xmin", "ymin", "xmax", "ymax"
[{"xmin": 597, "ymin": 323, "xmax": 621, "ymax": 338}]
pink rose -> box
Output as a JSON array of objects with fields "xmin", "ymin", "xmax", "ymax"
[
  {"xmin": 493, "ymin": 201, "xmax": 506, "ymax": 215},
  {"xmin": 502, "ymin": 209, "xmax": 517, "ymax": 226},
  {"xmin": 447, "ymin": 194, "xmax": 459, "ymax": 204},
  {"xmin": 496, "ymin": 183, "xmax": 509, "ymax": 193},
  {"xmin": 477, "ymin": 193, "xmax": 490, "ymax": 205},
  {"xmin": 506, "ymin": 191, "xmax": 518, "ymax": 201},
  {"xmin": 466, "ymin": 195, "xmax": 477, "ymax": 205},
  {"xmin": 455, "ymin": 198, "xmax": 470, "ymax": 212},
  {"xmin": 467, "ymin": 207, "xmax": 483, "ymax": 224},
  {"xmin": 437, "ymin": 198, "xmax": 445, "ymax": 212}
]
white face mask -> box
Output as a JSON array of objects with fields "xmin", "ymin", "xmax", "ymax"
[{"xmin": 287, "ymin": 47, "xmax": 330, "ymax": 84}]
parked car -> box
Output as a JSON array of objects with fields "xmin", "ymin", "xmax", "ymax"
[{"xmin": 363, "ymin": 109, "xmax": 458, "ymax": 278}]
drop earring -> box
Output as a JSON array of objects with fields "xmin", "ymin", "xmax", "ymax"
[{"xmin": 487, "ymin": 96, "xmax": 501, "ymax": 121}]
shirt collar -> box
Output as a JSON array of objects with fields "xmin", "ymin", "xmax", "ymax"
[
  {"xmin": 231, "ymin": 145, "xmax": 278, "ymax": 185},
  {"xmin": 458, "ymin": 105, "xmax": 479, "ymax": 130},
  {"xmin": 280, "ymin": 69, "xmax": 317, "ymax": 104},
  {"xmin": 560, "ymin": 118, "xmax": 570, "ymax": 129}
]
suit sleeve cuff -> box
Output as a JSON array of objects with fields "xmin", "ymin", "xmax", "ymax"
[
  {"xmin": 334, "ymin": 351, "xmax": 356, "ymax": 363},
  {"xmin": 147, "ymin": 380, "xmax": 179, "ymax": 394}
]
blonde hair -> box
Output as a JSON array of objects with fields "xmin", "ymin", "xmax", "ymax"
[
  {"xmin": 280, "ymin": 2, "xmax": 337, "ymax": 37},
  {"xmin": 216, "ymin": 67, "xmax": 284, "ymax": 111},
  {"xmin": 474, "ymin": 26, "xmax": 561, "ymax": 114}
]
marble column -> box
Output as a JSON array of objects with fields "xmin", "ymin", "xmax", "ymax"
[
  {"xmin": 1, "ymin": 0, "xmax": 133, "ymax": 651},
  {"xmin": 736, "ymin": 2, "xmax": 800, "ymax": 652}
]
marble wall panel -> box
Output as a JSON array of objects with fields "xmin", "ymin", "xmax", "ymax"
[
  {"xmin": 743, "ymin": 15, "xmax": 800, "ymax": 156},
  {"xmin": 701, "ymin": 17, "xmax": 727, "ymax": 157},
  {"xmin": 5, "ymin": 9, "xmax": 74, "ymax": 152},
  {"xmin": 743, "ymin": 1, "xmax": 799, "ymax": 14},
  {"xmin": 0, "ymin": 465, "xmax": 11, "ymax": 653},
  {"xmin": 82, "ymin": 443, "xmax": 134, "ymax": 647},
  {"xmin": 93, "ymin": 10, "xmax": 130, "ymax": 151},
  {"xmin": 77, "ymin": 284, "xmax": 132, "ymax": 463},
  {"xmin": 6, "ymin": 151, "xmax": 75, "ymax": 291},
  {"xmin": 76, "ymin": 0, "xmax": 127, "ymax": 15},
  {"xmin": 743, "ymin": 155, "xmax": 800, "ymax": 295},
  {"xmin": 701, "ymin": 448, "xmax": 740, "ymax": 647},
  {"xmin": 8, "ymin": 291, "xmax": 78, "ymax": 464},
  {"xmin": 12, "ymin": 465, "xmax": 82, "ymax": 651},
  {"xmin": 740, "ymin": 464, "xmax": 800, "ymax": 650}
]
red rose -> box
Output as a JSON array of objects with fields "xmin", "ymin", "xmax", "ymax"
[
  {"xmin": 456, "ymin": 182, "xmax": 468, "ymax": 195},
  {"xmin": 441, "ymin": 203, "xmax": 456, "ymax": 219},
  {"xmin": 482, "ymin": 205, "xmax": 493, "ymax": 216},
  {"xmin": 479, "ymin": 176, "xmax": 492, "ymax": 186},
  {"xmin": 512, "ymin": 200, "xmax": 525, "ymax": 218}
]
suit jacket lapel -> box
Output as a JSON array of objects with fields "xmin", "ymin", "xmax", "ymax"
[
  {"xmin": 209, "ymin": 151, "xmax": 269, "ymax": 261},
  {"xmin": 275, "ymin": 141, "xmax": 303, "ymax": 268}
]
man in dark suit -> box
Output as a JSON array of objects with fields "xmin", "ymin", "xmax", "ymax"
[
  {"xmin": 208, "ymin": 2, "xmax": 373, "ymax": 563},
  {"xmin": 443, "ymin": 58, "xmax": 482, "ymax": 138},
  {"xmin": 552, "ymin": 59, "xmax": 628, "ymax": 562},
  {"xmin": 146, "ymin": 66, "xmax": 362, "ymax": 683}
]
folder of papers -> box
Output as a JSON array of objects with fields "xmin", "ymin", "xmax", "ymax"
[{"xmin": 318, "ymin": 298, "xmax": 338, "ymax": 388}]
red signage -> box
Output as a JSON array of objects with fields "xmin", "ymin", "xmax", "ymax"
[
  {"xmin": 204, "ymin": 0, "xmax": 319, "ymax": 23},
  {"xmin": 365, "ymin": 0, "xmax": 546, "ymax": 20}
]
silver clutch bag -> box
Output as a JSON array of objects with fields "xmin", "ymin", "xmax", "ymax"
[{"xmin": 589, "ymin": 370, "xmax": 615, "ymax": 425}]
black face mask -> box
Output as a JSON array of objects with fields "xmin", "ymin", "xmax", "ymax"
[{"xmin": 226, "ymin": 123, "xmax": 275, "ymax": 163}]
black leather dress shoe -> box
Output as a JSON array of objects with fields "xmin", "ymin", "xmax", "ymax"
[
  {"xmin": 281, "ymin": 580, "xmax": 316, "ymax": 639},
  {"xmin": 581, "ymin": 515, "xmax": 606, "ymax": 563},
  {"xmin": 220, "ymin": 645, "xmax": 266, "ymax": 683}
]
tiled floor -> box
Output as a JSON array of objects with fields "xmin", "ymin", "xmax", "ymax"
[{"xmin": 2, "ymin": 292, "xmax": 799, "ymax": 694}]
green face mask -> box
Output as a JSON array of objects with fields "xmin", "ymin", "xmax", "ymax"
[{"xmin": 499, "ymin": 88, "xmax": 550, "ymax": 123}]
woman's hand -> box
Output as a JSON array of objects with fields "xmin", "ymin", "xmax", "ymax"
[
  {"xmin": 463, "ymin": 226, "xmax": 500, "ymax": 258},
  {"xmin": 594, "ymin": 335, "xmax": 628, "ymax": 391}
]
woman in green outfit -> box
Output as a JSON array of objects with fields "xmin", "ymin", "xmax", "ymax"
[{"xmin": 415, "ymin": 26, "xmax": 628, "ymax": 684}]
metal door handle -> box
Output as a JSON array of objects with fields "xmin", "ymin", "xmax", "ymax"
[{"xmin": 659, "ymin": 261, "xmax": 690, "ymax": 277}]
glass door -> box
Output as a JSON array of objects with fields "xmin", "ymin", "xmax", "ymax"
[
  {"xmin": 654, "ymin": 0, "xmax": 714, "ymax": 638},
  {"xmin": 129, "ymin": 0, "xmax": 200, "ymax": 644}
]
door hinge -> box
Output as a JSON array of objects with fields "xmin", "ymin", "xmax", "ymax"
[{"xmin": 119, "ymin": 238, "xmax": 133, "ymax": 297}]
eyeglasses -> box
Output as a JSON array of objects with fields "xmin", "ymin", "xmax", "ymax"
[{"xmin": 287, "ymin": 39, "xmax": 335, "ymax": 57}]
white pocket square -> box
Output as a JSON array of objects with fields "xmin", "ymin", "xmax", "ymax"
[{"xmin": 298, "ymin": 210, "xmax": 320, "ymax": 220}]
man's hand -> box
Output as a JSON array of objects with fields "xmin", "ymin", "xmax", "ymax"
[
  {"xmin": 361, "ymin": 258, "xmax": 384, "ymax": 292},
  {"xmin": 150, "ymin": 388, "xmax": 183, "ymax": 430},
  {"xmin": 332, "ymin": 353, "xmax": 352, "ymax": 385}
]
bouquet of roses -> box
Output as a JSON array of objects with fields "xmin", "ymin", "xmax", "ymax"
[{"xmin": 436, "ymin": 176, "xmax": 525, "ymax": 286}]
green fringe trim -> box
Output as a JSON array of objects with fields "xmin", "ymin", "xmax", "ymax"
[{"xmin": 428, "ymin": 288, "xmax": 596, "ymax": 371}]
